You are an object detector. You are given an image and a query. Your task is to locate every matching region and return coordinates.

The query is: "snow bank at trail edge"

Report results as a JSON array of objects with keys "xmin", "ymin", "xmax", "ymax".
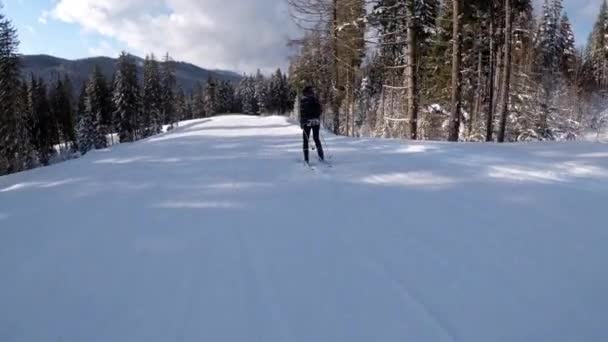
[{"xmin": 1, "ymin": 115, "xmax": 608, "ymax": 342}]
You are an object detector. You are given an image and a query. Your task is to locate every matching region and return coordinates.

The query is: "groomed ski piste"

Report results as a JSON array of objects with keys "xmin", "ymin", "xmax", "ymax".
[{"xmin": 1, "ymin": 115, "xmax": 607, "ymax": 342}]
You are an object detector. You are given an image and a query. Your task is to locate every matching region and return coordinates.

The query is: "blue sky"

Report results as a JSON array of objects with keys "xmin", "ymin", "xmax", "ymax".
[
  {"xmin": 559, "ymin": 0, "xmax": 605, "ymax": 44},
  {"xmin": 1, "ymin": 0, "xmax": 605, "ymax": 71},
  {"xmin": 2, "ymin": 0, "xmax": 128, "ymax": 59}
]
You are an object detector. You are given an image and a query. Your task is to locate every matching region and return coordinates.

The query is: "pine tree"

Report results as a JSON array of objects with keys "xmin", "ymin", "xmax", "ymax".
[
  {"xmin": 236, "ymin": 76, "xmax": 257, "ymax": 115},
  {"xmin": 267, "ymin": 69, "xmax": 287, "ymax": 114},
  {"xmin": 217, "ymin": 81, "xmax": 235, "ymax": 114},
  {"xmin": 278, "ymin": 70, "xmax": 291, "ymax": 114},
  {"xmin": 254, "ymin": 70, "xmax": 269, "ymax": 115},
  {"xmin": 497, "ymin": 0, "xmax": 514, "ymax": 142},
  {"xmin": 509, "ymin": 1, "xmax": 539, "ymax": 141},
  {"xmin": 582, "ymin": 0, "xmax": 608, "ymax": 132},
  {"xmin": 77, "ymin": 84, "xmax": 86, "ymax": 118},
  {"xmin": 161, "ymin": 53, "xmax": 177, "ymax": 128},
  {"xmin": 584, "ymin": 0, "xmax": 608, "ymax": 88},
  {"xmin": 559, "ymin": 14, "xmax": 576, "ymax": 81},
  {"xmin": 113, "ymin": 52, "xmax": 140, "ymax": 143},
  {"xmin": 50, "ymin": 77, "xmax": 76, "ymax": 151},
  {"xmin": 0, "ymin": 8, "xmax": 21, "ymax": 174},
  {"xmin": 534, "ymin": 0, "xmax": 564, "ymax": 139},
  {"xmin": 14, "ymin": 80, "xmax": 36, "ymax": 170},
  {"xmin": 192, "ymin": 82, "xmax": 206, "ymax": 118},
  {"xmin": 448, "ymin": 0, "xmax": 463, "ymax": 141},
  {"xmin": 31, "ymin": 77, "xmax": 58, "ymax": 165},
  {"xmin": 143, "ymin": 54, "xmax": 163, "ymax": 135},
  {"xmin": 205, "ymin": 76, "xmax": 218, "ymax": 116},
  {"xmin": 78, "ymin": 66, "xmax": 108, "ymax": 154},
  {"xmin": 174, "ymin": 86, "xmax": 188, "ymax": 121},
  {"xmin": 368, "ymin": 0, "xmax": 440, "ymax": 139},
  {"xmin": 233, "ymin": 79, "xmax": 244, "ymax": 113}
]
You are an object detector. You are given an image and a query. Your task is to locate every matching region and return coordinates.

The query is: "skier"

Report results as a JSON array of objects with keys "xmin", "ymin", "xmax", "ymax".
[{"xmin": 300, "ymin": 86, "xmax": 325, "ymax": 164}]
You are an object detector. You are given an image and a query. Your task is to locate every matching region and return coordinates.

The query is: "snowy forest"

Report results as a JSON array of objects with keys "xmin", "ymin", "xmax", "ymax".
[
  {"xmin": 4, "ymin": 0, "xmax": 608, "ymax": 176},
  {"xmin": 287, "ymin": 0, "xmax": 608, "ymax": 142},
  {"xmin": 0, "ymin": 8, "xmax": 293, "ymax": 176}
]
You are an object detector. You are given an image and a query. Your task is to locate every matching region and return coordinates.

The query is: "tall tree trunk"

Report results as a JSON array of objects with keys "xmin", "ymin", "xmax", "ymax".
[
  {"xmin": 345, "ymin": 68, "xmax": 351, "ymax": 136},
  {"xmin": 471, "ymin": 36, "xmax": 483, "ymax": 138},
  {"xmin": 332, "ymin": 0, "xmax": 341, "ymax": 135},
  {"xmin": 351, "ymin": 62, "xmax": 357, "ymax": 136},
  {"xmin": 493, "ymin": 11, "xmax": 504, "ymax": 117},
  {"xmin": 497, "ymin": 0, "xmax": 512, "ymax": 143},
  {"xmin": 448, "ymin": 0, "xmax": 462, "ymax": 142},
  {"xmin": 350, "ymin": 70, "xmax": 356, "ymax": 136},
  {"xmin": 405, "ymin": 0, "xmax": 418, "ymax": 140},
  {"xmin": 486, "ymin": 2, "xmax": 496, "ymax": 141}
]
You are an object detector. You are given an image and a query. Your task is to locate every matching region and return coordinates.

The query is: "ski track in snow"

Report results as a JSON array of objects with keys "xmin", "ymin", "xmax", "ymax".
[{"xmin": 1, "ymin": 115, "xmax": 608, "ymax": 342}]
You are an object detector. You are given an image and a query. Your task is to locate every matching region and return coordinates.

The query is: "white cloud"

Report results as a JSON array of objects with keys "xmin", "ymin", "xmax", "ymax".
[
  {"xmin": 38, "ymin": 10, "xmax": 49, "ymax": 24},
  {"xmin": 88, "ymin": 40, "xmax": 118, "ymax": 57},
  {"xmin": 49, "ymin": 0, "xmax": 297, "ymax": 73},
  {"xmin": 23, "ymin": 25, "xmax": 36, "ymax": 34}
]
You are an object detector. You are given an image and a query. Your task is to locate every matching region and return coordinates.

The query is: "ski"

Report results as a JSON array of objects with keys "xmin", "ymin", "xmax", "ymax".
[
  {"xmin": 319, "ymin": 160, "xmax": 333, "ymax": 168},
  {"xmin": 302, "ymin": 160, "xmax": 317, "ymax": 171}
]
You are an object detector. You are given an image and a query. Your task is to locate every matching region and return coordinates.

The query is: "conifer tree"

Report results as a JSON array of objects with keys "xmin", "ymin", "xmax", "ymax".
[
  {"xmin": 559, "ymin": 14, "xmax": 576, "ymax": 81},
  {"xmin": 582, "ymin": 0, "xmax": 608, "ymax": 132},
  {"xmin": 237, "ymin": 76, "xmax": 257, "ymax": 115},
  {"xmin": 216, "ymin": 81, "xmax": 234, "ymax": 114},
  {"xmin": 205, "ymin": 77, "xmax": 218, "ymax": 116},
  {"xmin": 78, "ymin": 66, "xmax": 108, "ymax": 153},
  {"xmin": 0, "ymin": 8, "xmax": 21, "ymax": 174},
  {"xmin": 113, "ymin": 52, "xmax": 140, "ymax": 142},
  {"xmin": 174, "ymin": 86, "xmax": 188, "ymax": 121},
  {"xmin": 14, "ymin": 80, "xmax": 36, "ymax": 170},
  {"xmin": 50, "ymin": 77, "xmax": 76, "ymax": 150},
  {"xmin": 31, "ymin": 77, "xmax": 57, "ymax": 164},
  {"xmin": 534, "ymin": 0, "xmax": 564, "ymax": 139},
  {"xmin": 143, "ymin": 54, "xmax": 163, "ymax": 135},
  {"xmin": 161, "ymin": 53, "xmax": 177, "ymax": 128},
  {"xmin": 254, "ymin": 70, "xmax": 269, "ymax": 114}
]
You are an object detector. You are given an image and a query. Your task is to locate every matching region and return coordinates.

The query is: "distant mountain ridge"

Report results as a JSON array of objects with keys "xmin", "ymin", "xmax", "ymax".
[{"xmin": 20, "ymin": 54, "xmax": 242, "ymax": 94}]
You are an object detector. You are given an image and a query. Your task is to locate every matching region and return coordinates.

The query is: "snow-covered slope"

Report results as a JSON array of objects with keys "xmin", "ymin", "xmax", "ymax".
[
  {"xmin": 584, "ymin": 129, "xmax": 608, "ymax": 143},
  {"xmin": 1, "ymin": 115, "xmax": 608, "ymax": 342}
]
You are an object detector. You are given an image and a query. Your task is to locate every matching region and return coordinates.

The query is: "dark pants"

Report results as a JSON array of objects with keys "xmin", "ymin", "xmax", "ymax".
[{"xmin": 303, "ymin": 124, "xmax": 324, "ymax": 162}]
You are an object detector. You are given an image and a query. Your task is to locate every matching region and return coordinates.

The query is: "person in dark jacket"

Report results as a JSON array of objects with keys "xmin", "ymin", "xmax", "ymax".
[{"xmin": 300, "ymin": 86, "xmax": 324, "ymax": 163}]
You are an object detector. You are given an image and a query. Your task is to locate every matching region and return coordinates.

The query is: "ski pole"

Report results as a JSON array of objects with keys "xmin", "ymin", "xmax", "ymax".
[
  {"xmin": 319, "ymin": 123, "xmax": 332, "ymax": 160},
  {"xmin": 302, "ymin": 126, "xmax": 315, "ymax": 151},
  {"xmin": 319, "ymin": 129, "xmax": 331, "ymax": 160}
]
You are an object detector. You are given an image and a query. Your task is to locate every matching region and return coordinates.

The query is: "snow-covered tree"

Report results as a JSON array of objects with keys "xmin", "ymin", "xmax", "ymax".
[
  {"xmin": 113, "ymin": 52, "xmax": 140, "ymax": 142},
  {"xmin": 254, "ymin": 70, "xmax": 269, "ymax": 114},
  {"xmin": 236, "ymin": 76, "xmax": 257, "ymax": 115},
  {"xmin": 205, "ymin": 77, "xmax": 218, "ymax": 116},
  {"xmin": 78, "ymin": 66, "xmax": 109, "ymax": 154},
  {"xmin": 50, "ymin": 77, "xmax": 76, "ymax": 151},
  {"xmin": 192, "ymin": 82, "xmax": 206, "ymax": 118},
  {"xmin": 559, "ymin": 14, "xmax": 577, "ymax": 81},
  {"xmin": 266, "ymin": 69, "xmax": 290, "ymax": 114},
  {"xmin": 174, "ymin": 86, "xmax": 190, "ymax": 121},
  {"xmin": 0, "ymin": 8, "xmax": 21, "ymax": 174},
  {"xmin": 161, "ymin": 53, "xmax": 177, "ymax": 128},
  {"xmin": 581, "ymin": 0, "xmax": 608, "ymax": 131},
  {"xmin": 534, "ymin": 0, "xmax": 564, "ymax": 139},
  {"xmin": 14, "ymin": 80, "xmax": 36, "ymax": 170},
  {"xmin": 217, "ymin": 81, "xmax": 235, "ymax": 114},
  {"xmin": 143, "ymin": 54, "xmax": 163, "ymax": 135},
  {"xmin": 31, "ymin": 77, "xmax": 59, "ymax": 165}
]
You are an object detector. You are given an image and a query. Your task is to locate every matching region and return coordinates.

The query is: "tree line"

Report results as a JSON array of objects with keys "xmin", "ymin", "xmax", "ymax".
[
  {"xmin": 288, "ymin": 0, "xmax": 608, "ymax": 142},
  {"xmin": 0, "ymin": 8, "xmax": 293, "ymax": 176}
]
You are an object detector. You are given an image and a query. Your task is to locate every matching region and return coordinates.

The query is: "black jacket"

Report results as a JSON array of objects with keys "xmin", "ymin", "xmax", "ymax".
[{"xmin": 300, "ymin": 94, "xmax": 322, "ymax": 126}]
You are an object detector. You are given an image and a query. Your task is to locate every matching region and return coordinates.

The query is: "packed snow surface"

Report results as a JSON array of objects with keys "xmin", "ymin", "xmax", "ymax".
[{"xmin": 1, "ymin": 115, "xmax": 607, "ymax": 342}]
